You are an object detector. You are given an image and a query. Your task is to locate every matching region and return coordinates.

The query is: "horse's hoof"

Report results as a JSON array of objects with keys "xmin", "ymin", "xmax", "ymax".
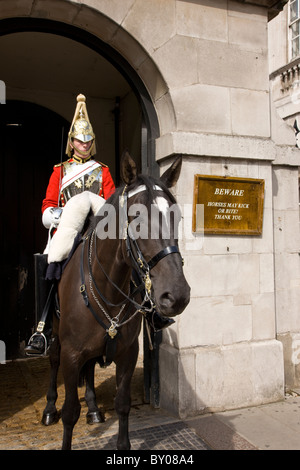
[
  {"xmin": 42, "ymin": 410, "xmax": 60, "ymax": 426},
  {"xmin": 86, "ymin": 410, "xmax": 105, "ymax": 425}
]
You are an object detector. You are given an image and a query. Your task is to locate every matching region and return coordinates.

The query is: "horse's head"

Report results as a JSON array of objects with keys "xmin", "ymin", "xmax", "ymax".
[{"xmin": 120, "ymin": 151, "xmax": 190, "ymax": 318}]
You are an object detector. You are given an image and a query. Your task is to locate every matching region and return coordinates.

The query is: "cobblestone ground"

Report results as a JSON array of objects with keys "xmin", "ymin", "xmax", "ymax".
[
  {"xmin": 0, "ymin": 356, "xmax": 145, "ymax": 450},
  {"xmin": 0, "ymin": 356, "xmax": 210, "ymax": 451}
]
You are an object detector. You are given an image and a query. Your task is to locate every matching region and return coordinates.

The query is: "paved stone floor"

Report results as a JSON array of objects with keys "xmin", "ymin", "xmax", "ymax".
[
  {"xmin": 73, "ymin": 421, "xmax": 209, "ymax": 451},
  {"xmin": 0, "ymin": 356, "xmax": 208, "ymax": 451}
]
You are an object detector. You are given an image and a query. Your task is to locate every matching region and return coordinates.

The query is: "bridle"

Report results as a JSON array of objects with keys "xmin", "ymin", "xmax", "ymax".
[
  {"xmin": 125, "ymin": 222, "xmax": 180, "ymax": 296},
  {"xmin": 79, "ymin": 184, "xmax": 182, "ymax": 362},
  {"xmin": 123, "ymin": 183, "xmax": 181, "ymax": 289}
]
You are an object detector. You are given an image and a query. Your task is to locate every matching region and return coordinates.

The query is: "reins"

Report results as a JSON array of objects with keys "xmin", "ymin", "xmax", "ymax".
[
  {"xmin": 89, "ymin": 230, "xmax": 146, "ymax": 310},
  {"xmin": 80, "ymin": 232, "xmax": 149, "ymax": 336}
]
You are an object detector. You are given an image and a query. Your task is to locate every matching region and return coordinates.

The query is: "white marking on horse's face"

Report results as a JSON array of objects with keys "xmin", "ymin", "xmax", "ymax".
[{"xmin": 155, "ymin": 196, "xmax": 169, "ymax": 217}]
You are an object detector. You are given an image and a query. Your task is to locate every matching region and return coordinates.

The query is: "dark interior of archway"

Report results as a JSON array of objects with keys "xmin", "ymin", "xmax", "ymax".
[
  {"xmin": 0, "ymin": 100, "xmax": 69, "ymax": 358},
  {"xmin": 0, "ymin": 17, "xmax": 160, "ymax": 179},
  {"xmin": 0, "ymin": 16, "xmax": 161, "ymax": 360}
]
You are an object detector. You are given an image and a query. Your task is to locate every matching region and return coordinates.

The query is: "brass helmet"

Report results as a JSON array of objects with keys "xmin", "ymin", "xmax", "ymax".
[{"xmin": 66, "ymin": 94, "xmax": 96, "ymax": 158}]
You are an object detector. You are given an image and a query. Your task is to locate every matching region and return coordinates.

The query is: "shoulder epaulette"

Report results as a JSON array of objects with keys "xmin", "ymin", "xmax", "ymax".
[{"xmin": 54, "ymin": 160, "xmax": 68, "ymax": 168}]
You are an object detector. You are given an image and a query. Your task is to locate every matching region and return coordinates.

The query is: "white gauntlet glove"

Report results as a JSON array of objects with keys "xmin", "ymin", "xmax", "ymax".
[{"xmin": 42, "ymin": 207, "xmax": 63, "ymax": 229}]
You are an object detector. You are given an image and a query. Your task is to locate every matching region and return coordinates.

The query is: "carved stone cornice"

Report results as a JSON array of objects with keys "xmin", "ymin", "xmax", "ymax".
[
  {"xmin": 235, "ymin": 0, "xmax": 288, "ymax": 20},
  {"xmin": 270, "ymin": 58, "xmax": 300, "ymax": 94}
]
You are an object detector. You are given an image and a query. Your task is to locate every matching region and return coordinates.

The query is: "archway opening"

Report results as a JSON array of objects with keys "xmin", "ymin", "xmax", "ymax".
[
  {"xmin": 0, "ymin": 17, "xmax": 160, "ymax": 359},
  {"xmin": 0, "ymin": 100, "xmax": 69, "ymax": 357}
]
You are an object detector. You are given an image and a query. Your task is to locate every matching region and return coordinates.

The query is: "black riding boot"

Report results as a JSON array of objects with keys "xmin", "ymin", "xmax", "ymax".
[{"xmin": 25, "ymin": 254, "xmax": 54, "ymax": 356}]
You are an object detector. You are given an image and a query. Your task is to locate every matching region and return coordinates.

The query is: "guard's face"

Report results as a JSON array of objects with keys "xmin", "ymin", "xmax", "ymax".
[{"xmin": 71, "ymin": 138, "xmax": 93, "ymax": 155}]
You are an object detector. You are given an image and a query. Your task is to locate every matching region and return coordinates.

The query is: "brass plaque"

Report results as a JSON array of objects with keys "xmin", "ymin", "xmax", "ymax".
[{"xmin": 193, "ymin": 175, "xmax": 264, "ymax": 235}]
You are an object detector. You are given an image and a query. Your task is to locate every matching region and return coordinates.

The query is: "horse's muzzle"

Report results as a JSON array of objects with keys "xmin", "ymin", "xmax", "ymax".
[{"xmin": 156, "ymin": 282, "xmax": 190, "ymax": 317}]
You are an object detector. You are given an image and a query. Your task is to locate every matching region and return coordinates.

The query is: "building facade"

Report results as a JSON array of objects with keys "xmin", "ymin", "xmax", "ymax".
[
  {"xmin": 269, "ymin": 0, "xmax": 300, "ymax": 395},
  {"xmin": 1, "ymin": 0, "xmax": 299, "ymax": 418}
]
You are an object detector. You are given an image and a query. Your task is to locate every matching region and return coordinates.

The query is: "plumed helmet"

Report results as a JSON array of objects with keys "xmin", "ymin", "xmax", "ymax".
[{"xmin": 66, "ymin": 94, "xmax": 96, "ymax": 158}]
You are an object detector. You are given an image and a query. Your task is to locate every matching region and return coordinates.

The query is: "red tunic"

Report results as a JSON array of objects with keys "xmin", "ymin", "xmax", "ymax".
[{"xmin": 42, "ymin": 159, "xmax": 115, "ymax": 213}]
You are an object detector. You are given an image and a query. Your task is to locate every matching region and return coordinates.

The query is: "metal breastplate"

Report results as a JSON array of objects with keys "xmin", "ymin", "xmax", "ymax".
[{"xmin": 60, "ymin": 160, "xmax": 103, "ymax": 205}]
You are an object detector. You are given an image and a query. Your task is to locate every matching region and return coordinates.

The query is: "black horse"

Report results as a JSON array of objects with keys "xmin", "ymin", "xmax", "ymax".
[{"xmin": 42, "ymin": 152, "xmax": 190, "ymax": 450}]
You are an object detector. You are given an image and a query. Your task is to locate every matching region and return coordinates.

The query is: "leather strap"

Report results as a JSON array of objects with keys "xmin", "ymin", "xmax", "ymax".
[
  {"xmin": 147, "ymin": 245, "xmax": 180, "ymax": 270},
  {"xmin": 79, "ymin": 236, "xmax": 116, "ymax": 367}
]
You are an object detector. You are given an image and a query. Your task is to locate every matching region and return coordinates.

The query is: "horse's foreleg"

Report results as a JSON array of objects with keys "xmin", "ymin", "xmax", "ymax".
[
  {"xmin": 42, "ymin": 334, "xmax": 60, "ymax": 425},
  {"xmin": 115, "ymin": 340, "xmax": 139, "ymax": 450},
  {"xmin": 61, "ymin": 352, "xmax": 81, "ymax": 450},
  {"xmin": 84, "ymin": 358, "xmax": 105, "ymax": 424}
]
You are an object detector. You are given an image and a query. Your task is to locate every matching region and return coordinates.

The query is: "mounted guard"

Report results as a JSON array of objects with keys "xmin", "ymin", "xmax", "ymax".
[
  {"xmin": 25, "ymin": 94, "xmax": 173, "ymax": 357},
  {"xmin": 25, "ymin": 94, "xmax": 115, "ymax": 355}
]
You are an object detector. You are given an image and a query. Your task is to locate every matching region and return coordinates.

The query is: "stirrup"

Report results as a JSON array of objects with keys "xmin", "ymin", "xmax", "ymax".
[{"xmin": 25, "ymin": 332, "xmax": 48, "ymax": 357}]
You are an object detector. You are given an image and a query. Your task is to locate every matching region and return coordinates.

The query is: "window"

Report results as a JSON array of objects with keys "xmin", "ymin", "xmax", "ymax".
[{"xmin": 290, "ymin": 0, "xmax": 300, "ymax": 59}]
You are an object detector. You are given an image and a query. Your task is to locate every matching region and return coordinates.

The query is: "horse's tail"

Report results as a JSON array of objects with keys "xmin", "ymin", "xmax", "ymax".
[
  {"xmin": 78, "ymin": 356, "xmax": 106, "ymax": 387},
  {"xmin": 78, "ymin": 362, "xmax": 87, "ymax": 388}
]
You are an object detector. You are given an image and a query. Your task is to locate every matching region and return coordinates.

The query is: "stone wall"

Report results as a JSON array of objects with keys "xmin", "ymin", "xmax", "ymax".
[
  {"xmin": 268, "ymin": 4, "xmax": 300, "ymax": 390},
  {"xmin": 159, "ymin": 153, "xmax": 285, "ymax": 416}
]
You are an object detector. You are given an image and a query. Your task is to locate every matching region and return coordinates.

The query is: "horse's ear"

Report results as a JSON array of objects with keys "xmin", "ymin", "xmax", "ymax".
[
  {"xmin": 120, "ymin": 150, "xmax": 137, "ymax": 185},
  {"xmin": 160, "ymin": 155, "xmax": 182, "ymax": 188}
]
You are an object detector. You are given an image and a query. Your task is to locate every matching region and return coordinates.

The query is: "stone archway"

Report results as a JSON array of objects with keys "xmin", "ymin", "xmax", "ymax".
[{"xmin": 0, "ymin": 0, "xmax": 177, "ymax": 176}]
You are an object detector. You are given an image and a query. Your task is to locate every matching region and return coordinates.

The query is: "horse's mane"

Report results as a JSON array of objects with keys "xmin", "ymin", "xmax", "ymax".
[{"xmin": 88, "ymin": 174, "xmax": 176, "ymax": 232}]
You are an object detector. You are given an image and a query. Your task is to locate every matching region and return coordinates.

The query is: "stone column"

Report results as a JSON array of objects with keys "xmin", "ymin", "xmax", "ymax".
[
  {"xmin": 272, "ymin": 153, "xmax": 300, "ymax": 389},
  {"xmin": 157, "ymin": 149, "xmax": 285, "ymax": 417},
  {"xmin": 154, "ymin": 1, "xmax": 289, "ymax": 417}
]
